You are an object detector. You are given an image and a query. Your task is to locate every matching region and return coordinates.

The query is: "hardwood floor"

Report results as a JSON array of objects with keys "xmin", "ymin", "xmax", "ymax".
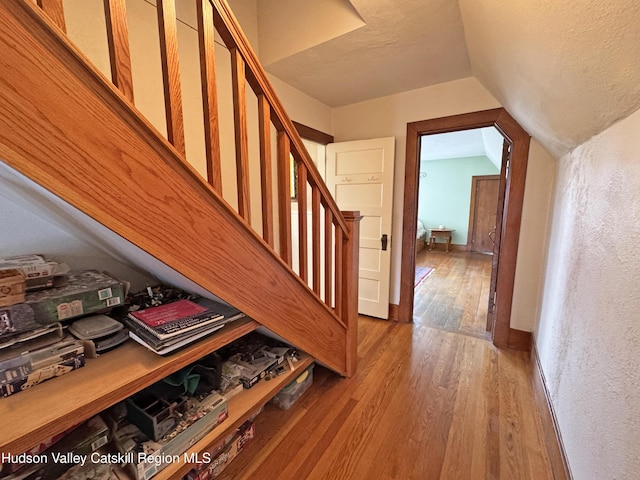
[
  {"xmin": 414, "ymin": 249, "xmax": 493, "ymax": 340},
  {"xmin": 219, "ymin": 253, "xmax": 559, "ymax": 480}
]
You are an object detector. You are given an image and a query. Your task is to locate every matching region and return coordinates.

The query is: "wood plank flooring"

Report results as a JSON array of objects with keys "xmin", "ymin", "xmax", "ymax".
[
  {"xmin": 219, "ymin": 252, "xmax": 558, "ymax": 480},
  {"xmin": 414, "ymin": 249, "xmax": 493, "ymax": 340}
]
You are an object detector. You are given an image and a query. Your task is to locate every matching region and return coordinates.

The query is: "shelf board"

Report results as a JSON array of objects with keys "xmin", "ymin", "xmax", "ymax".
[
  {"xmin": 153, "ymin": 353, "xmax": 314, "ymax": 480},
  {"xmin": 0, "ymin": 317, "xmax": 260, "ymax": 455}
]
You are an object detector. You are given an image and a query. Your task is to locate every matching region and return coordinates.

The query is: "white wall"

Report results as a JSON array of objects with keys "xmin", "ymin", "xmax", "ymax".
[
  {"xmin": 511, "ymin": 141, "xmax": 556, "ymax": 330},
  {"xmin": 229, "ymin": 1, "xmax": 334, "ymax": 135},
  {"xmin": 268, "ymin": 74, "xmax": 333, "ymax": 135},
  {"xmin": 0, "ymin": 166, "xmax": 155, "ymax": 292},
  {"xmin": 535, "ymin": 107, "xmax": 640, "ymax": 480},
  {"xmin": 257, "ymin": 0, "xmax": 364, "ymax": 67}
]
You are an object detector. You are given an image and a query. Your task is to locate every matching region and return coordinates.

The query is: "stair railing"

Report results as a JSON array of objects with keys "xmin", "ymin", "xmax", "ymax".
[{"xmin": 28, "ymin": 0, "xmax": 360, "ymax": 374}]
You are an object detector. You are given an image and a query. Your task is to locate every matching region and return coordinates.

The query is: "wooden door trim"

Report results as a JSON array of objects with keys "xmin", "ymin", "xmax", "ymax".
[
  {"xmin": 398, "ymin": 108, "xmax": 530, "ymax": 349},
  {"xmin": 467, "ymin": 174, "xmax": 500, "ymax": 251},
  {"xmin": 486, "ymin": 142, "xmax": 509, "ymax": 332},
  {"xmin": 293, "ymin": 121, "xmax": 334, "ymax": 145}
]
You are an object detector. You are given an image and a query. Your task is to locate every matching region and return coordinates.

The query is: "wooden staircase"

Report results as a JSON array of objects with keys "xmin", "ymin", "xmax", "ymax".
[{"xmin": 0, "ymin": 0, "xmax": 360, "ymax": 376}]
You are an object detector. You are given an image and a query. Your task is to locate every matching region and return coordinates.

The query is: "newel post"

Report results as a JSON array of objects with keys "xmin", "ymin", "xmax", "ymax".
[{"xmin": 341, "ymin": 210, "xmax": 362, "ymax": 377}]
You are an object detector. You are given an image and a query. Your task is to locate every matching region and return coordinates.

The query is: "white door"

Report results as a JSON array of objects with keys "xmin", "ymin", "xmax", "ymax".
[{"xmin": 326, "ymin": 137, "xmax": 395, "ymax": 319}]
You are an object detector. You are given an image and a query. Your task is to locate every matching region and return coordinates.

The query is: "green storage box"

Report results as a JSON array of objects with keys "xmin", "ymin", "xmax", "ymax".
[{"xmin": 27, "ymin": 270, "xmax": 126, "ymax": 322}]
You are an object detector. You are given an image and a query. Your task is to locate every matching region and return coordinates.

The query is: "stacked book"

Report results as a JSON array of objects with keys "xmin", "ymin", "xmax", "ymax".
[
  {"xmin": 0, "ymin": 253, "xmax": 70, "ymax": 292},
  {"xmin": 125, "ymin": 297, "xmax": 246, "ymax": 355}
]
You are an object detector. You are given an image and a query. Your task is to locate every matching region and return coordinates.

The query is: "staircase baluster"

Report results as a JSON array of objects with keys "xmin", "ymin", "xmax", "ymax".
[
  {"xmin": 37, "ymin": 0, "xmax": 65, "ymax": 32},
  {"xmin": 103, "ymin": 0, "xmax": 134, "ymax": 103},
  {"xmin": 277, "ymin": 132, "xmax": 292, "ymax": 265},
  {"xmin": 197, "ymin": 0, "xmax": 222, "ymax": 192},
  {"xmin": 157, "ymin": 0, "xmax": 185, "ymax": 156},
  {"xmin": 258, "ymin": 94, "xmax": 274, "ymax": 246},
  {"xmin": 334, "ymin": 227, "xmax": 344, "ymax": 316},
  {"xmin": 230, "ymin": 47, "xmax": 251, "ymax": 221},
  {"xmin": 297, "ymin": 159, "xmax": 308, "ymax": 282},
  {"xmin": 325, "ymin": 208, "xmax": 334, "ymax": 308},
  {"xmin": 312, "ymin": 186, "xmax": 321, "ymax": 295}
]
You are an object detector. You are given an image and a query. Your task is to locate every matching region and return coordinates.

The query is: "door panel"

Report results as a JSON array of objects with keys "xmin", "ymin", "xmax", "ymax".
[
  {"xmin": 470, "ymin": 175, "xmax": 500, "ymax": 254},
  {"xmin": 335, "ymin": 183, "xmax": 384, "ymax": 206},
  {"xmin": 326, "ymin": 137, "xmax": 395, "ymax": 319},
  {"xmin": 335, "ymin": 149, "xmax": 385, "ymax": 173}
]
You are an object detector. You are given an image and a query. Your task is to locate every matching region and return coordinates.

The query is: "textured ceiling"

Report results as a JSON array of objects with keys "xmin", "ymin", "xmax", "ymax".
[
  {"xmin": 256, "ymin": 0, "xmax": 640, "ymax": 158},
  {"xmin": 458, "ymin": 0, "xmax": 640, "ymax": 157},
  {"xmin": 260, "ymin": 0, "xmax": 471, "ymax": 108}
]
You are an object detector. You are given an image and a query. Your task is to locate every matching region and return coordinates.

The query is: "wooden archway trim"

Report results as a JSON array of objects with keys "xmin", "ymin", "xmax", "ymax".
[{"xmin": 398, "ymin": 108, "xmax": 530, "ymax": 349}]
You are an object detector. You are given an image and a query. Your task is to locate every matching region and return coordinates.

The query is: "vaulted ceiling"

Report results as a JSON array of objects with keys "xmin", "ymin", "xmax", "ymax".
[{"xmin": 255, "ymin": 0, "xmax": 640, "ymax": 158}]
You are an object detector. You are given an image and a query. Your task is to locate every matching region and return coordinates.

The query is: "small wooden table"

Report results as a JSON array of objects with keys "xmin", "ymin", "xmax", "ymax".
[{"xmin": 429, "ymin": 228, "xmax": 455, "ymax": 252}]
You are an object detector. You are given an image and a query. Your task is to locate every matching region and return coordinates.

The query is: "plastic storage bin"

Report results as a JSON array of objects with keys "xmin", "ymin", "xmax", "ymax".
[{"xmin": 270, "ymin": 363, "xmax": 314, "ymax": 410}]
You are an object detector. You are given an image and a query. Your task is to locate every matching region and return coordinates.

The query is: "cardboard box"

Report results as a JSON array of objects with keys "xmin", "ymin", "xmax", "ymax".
[
  {"xmin": 186, "ymin": 421, "xmax": 255, "ymax": 479},
  {"xmin": 112, "ymin": 392, "xmax": 229, "ymax": 480},
  {"xmin": 1, "ymin": 354, "xmax": 86, "ymax": 398},
  {"xmin": 0, "ymin": 303, "xmax": 40, "ymax": 337},
  {"xmin": 0, "ymin": 269, "xmax": 25, "ymax": 308},
  {"xmin": 0, "ymin": 271, "xmax": 126, "ymax": 339},
  {"xmin": 25, "ymin": 270, "xmax": 126, "ymax": 323},
  {"xmin": 0, "ymin": 254, "xmax": 70, "ymax": 280},
  {"xmin": 5, "ymin": 415, "xmax": 109, "ymax": 480},
  {"xmin": 0, "ymin": 423, "xmax": 79, "ymax": 474}
]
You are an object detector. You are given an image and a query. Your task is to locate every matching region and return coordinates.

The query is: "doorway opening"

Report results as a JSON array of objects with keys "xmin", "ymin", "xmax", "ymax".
[
  {"xmin": 399, "ymin": 108, "xmax": 531, "ymax": 350},
  {"xmin": 417, "ymin": 127, "xmax": 503, "ymax": 254},
  {"xmin": 413, "ymin": 127, "xmax": 503, "ymax": 338}
]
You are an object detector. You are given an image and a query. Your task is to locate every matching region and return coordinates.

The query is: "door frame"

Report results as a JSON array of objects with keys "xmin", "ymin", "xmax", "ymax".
[
  {"xmin": 467, "ymin": 174, "xmax": 501, "ymax": 252},
  {"xmin": 398, "ymin": 108, "xmax": 530, "ymax": 349}
]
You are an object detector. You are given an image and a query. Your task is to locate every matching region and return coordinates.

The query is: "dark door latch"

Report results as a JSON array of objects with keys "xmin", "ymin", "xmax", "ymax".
[{"xmin": 381, "ymin": 234, "xmax": 388, "ymax": 251}]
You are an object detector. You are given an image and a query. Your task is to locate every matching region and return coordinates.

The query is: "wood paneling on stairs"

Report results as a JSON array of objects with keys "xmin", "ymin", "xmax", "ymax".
[{"xmin": 0, "ymin": 0, "xmax": 357, "ymax": 375}]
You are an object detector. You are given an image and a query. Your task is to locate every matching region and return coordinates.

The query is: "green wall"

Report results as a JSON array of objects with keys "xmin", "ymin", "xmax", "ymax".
[{"xmin": 418, "ymin": 156, "xmax": 499, "ymax": 246}]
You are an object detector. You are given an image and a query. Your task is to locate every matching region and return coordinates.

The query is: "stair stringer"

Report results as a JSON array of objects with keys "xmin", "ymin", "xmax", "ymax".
[{"xmin": 0, "ymin": 1, "xmax": 349, "ymax": 375}]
